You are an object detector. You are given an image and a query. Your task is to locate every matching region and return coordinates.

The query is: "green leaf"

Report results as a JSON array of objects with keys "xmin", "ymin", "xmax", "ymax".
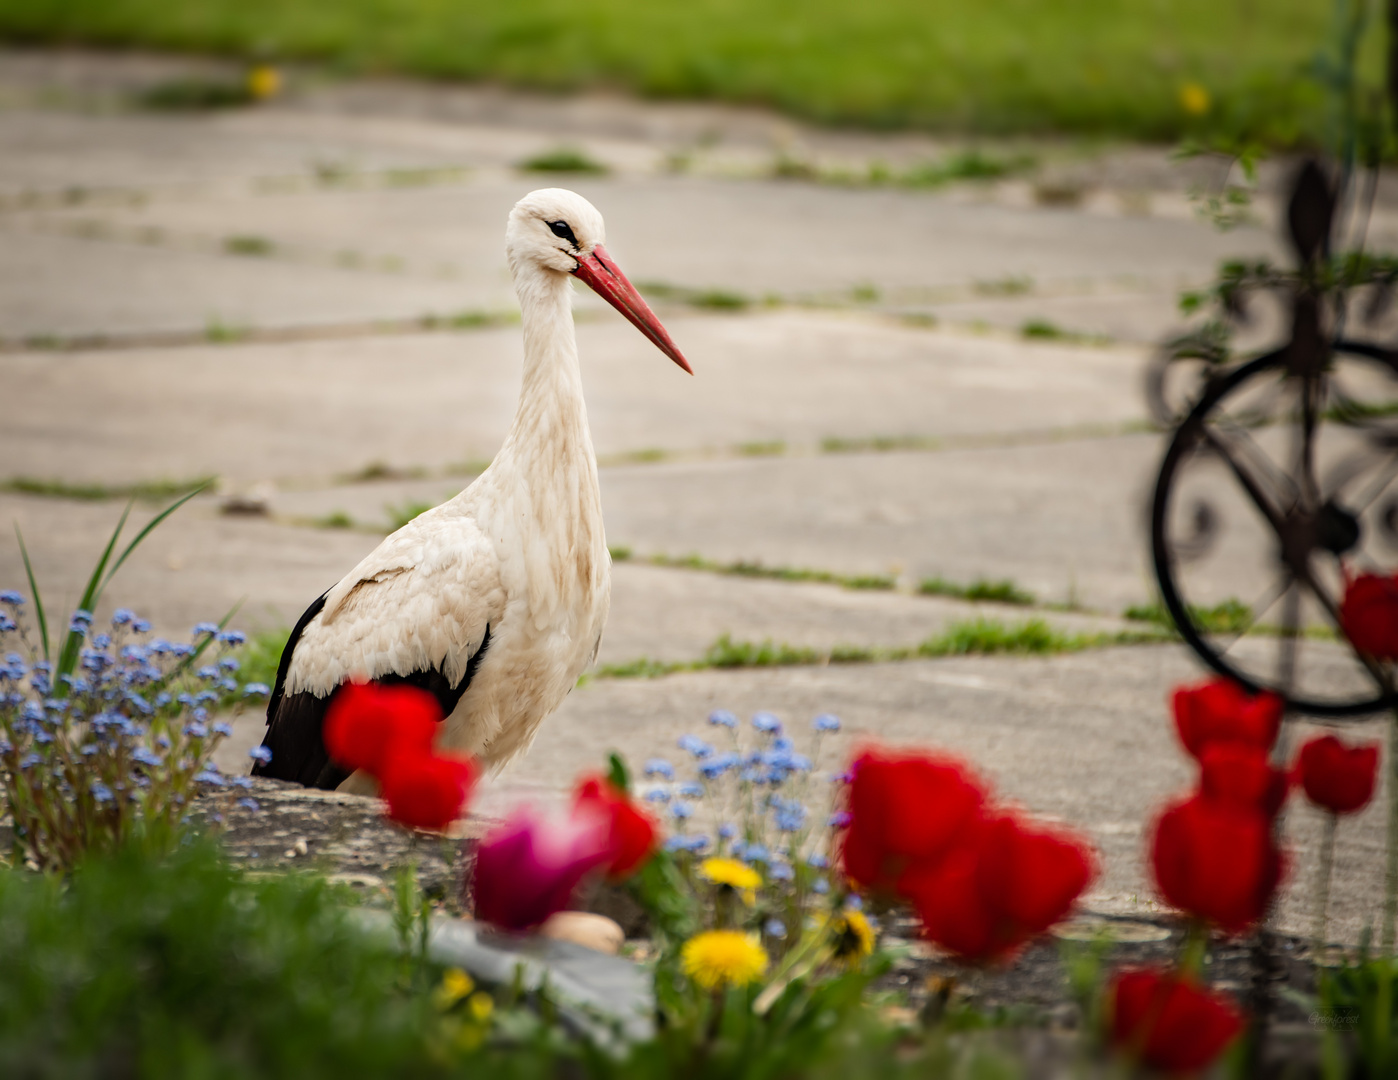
[
  {"xmin": 54, "ymin": 501, "xmax": 132, "ymax": 689},
  {"xmin": 99, "ymin": 483, "xmax": 208, "ymax": 595},
  {"xmin": 14, "ymin": 525, "xmax": 50, "ymax": 663},
  {"xmin": 606, "ymin": 751, "xmax": 631, "ymax": 794}
]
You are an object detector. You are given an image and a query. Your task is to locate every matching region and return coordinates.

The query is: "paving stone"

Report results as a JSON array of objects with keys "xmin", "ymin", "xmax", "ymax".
[
  {"xmin": 0, "ymin": 225, "xmax": 470, "ymax": 339},
  {"xmin": 0, "ymin": 313, "xmax": 1147, "ymax": 485},
  {"xmin": 12, "ymin": 171, "xmax": 1280, "ymax": 322}
]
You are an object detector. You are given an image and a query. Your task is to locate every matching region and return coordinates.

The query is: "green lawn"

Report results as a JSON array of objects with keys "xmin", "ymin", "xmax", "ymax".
[{"xmin": 0, "ymin": 0, "xmax": 1378, "ymax": 143}]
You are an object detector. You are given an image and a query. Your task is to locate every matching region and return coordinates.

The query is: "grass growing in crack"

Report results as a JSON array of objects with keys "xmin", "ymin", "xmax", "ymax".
[
  {"xmin": 1020, "ymin": 319, "xmax": 1112, "ymax": 346},
  {"xmin": 915, "ymin": 617, "xmax": 1086, "ymax": 657},
  {"xmin": 224, "ymin": 235, "xmax": 275, "ymax": 257},
  {"xmin": 736, "ymin": 440, "xmax": 787, "ymax": 457},
  {"xmin": 647, "ymin": 552, "xmax": 897, "ymax": 591},
  {"xmin": 1, "ymin": 476, "xmax": 217, "ymax": 503},
  {"xmin": 1123, "ymin": 597, "xmax": 1252, "ymax": 635},
  {"xmin": 204, "ymin": 319, "xmax": 248, "ymax": 344},
  {"xmin": 315, "ymin": 510, "xmax": 355, "ymax": 529},
  {"xmin": 634, "ymin": 281, "xmax": 751, "ymax": 311},
  {"xmin": 385, "ymin": 500, "xmax": 436, "ymax": 531},
  {"xmin": 592, "ymin": 619, "xmax": 1170, "ymax": 680},
  {"xmin": 820, "ymin": 434, "xmax": 938, "ymax": 454},
  {"xmin": 608, "ymin": 545, "xmax": 634, "ymax": 562},
  {"xmin": 518, "ymin": 147, "xmax": 608, "ymax": 174},
  {"xmin": 919, "ymin": 576, "xmax": 1036, "ymax": 606}
]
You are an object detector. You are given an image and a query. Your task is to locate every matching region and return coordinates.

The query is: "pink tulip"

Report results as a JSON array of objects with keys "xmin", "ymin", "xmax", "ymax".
[{"xmin": 471, "ymin": 804, "xmax": 612, "ymax": 931}]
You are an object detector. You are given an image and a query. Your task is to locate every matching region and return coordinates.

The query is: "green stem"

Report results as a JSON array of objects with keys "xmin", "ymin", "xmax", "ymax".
[
  {"xmin": 1315, "ymin": 813, "xmax": 1337, "ymax": 963},
  {"xmin": 1177, "ymin": 920, "xmax": 1209, "ymax": 978},
  {"xmin": 1385, "ymin": 701, "xmax": 1398, "ymax": 955}
]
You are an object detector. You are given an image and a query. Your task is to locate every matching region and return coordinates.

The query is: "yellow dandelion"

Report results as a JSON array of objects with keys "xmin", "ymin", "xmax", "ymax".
[
  {"xmin": 433, "ymin": 968, "xmax": 474, "ymax": 1009},
  {"xmin": 681, "ymin": 930, "xmax": 769, "ymax": 990},
  {"xmin": 830, "ymin": 909, "xmax": 875, "ymax": 964},
  {"xmin": 1179, "ymin": 82, "xmax": 1210, "ymax": 116},
  {"xmin": 699, "ymin": 857, "xmax": 761, "ymax": 891},
  {"xmin": 247, "ymin": 64, "xmax": 282, "ymax": 101},
  {"xmin": 467, "ymin": 991, "xmax": 494, "ymax": 1023}
]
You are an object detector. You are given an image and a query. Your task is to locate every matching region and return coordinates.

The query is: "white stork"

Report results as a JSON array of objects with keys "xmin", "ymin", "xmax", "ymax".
[{"xmin": 252, "ymin": 189, "xmax": 691, "ymax": 790}]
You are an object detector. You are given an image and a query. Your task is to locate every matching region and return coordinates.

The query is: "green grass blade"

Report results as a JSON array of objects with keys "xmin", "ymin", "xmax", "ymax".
[
  {"xmin": 54, "ymin": 501, "xmax": 132, "ymax": 687},
  {"xmin": 14, "ymin": 525, "xmax": 50, "ymax": 663},
  {"xmin": 99, "ymin": 483, "xmax": 208, "ymax": 595}
]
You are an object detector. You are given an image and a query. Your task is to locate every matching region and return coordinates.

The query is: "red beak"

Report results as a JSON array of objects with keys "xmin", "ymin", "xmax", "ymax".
[{"xmin": 572, "ymin": 245, "xmax": 692, "ymax": 374}]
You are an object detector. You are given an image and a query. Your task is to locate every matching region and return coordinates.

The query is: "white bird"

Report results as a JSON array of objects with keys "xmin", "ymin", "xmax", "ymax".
[{"xmin": 252, "ymin": 189, "xmax": 691, "ymax": 790}]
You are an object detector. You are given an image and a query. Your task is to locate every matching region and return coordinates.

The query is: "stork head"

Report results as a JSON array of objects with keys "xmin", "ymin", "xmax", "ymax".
[{"xmin": 507, "ymin": 188, "xmax": 691, "ymax": 374}]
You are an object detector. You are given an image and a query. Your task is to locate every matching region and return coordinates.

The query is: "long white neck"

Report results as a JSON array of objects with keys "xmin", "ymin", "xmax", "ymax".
[{"xmin": 502, "ymin": 265, "xmax": 589, "ymax": 460}]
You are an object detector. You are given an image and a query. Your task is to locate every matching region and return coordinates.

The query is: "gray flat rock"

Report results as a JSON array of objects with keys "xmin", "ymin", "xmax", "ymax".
[{"xmin": 0, "ymin": 313, "xmax": 1148, "ymax": 486}]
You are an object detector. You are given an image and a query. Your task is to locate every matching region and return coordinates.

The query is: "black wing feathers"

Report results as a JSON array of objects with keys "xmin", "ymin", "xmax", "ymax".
[{"xmin": 251, "ymin": 595, "xmax": 492, "ymax": 791}]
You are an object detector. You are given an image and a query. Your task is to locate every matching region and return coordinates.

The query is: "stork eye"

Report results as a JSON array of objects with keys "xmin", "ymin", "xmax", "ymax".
[{"xmin": 547, "ymin": 220, "xmax": 578, "ymax": 246}]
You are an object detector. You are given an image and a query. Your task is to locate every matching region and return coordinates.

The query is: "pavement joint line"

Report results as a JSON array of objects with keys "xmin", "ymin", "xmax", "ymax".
[{"xmin": 0, "ymin": 417, "xmax": 1159, "ymax": 508}]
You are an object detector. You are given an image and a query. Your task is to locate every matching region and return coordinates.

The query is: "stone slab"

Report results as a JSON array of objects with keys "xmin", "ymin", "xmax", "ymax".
[
  {"xmin": 17, "ymin": 172, "xmax": 1280, "ymax": 316},
  {"xmin": 0, "ymin": 490, "xmax": 1129, "ymax": 664},
  {"xmin": 0, "ymin": 225, "xmax": 471, "ymax": 339},
  {"xmin": 0, "ymin": 313, "xmax": 1148, "ymax": 485}
]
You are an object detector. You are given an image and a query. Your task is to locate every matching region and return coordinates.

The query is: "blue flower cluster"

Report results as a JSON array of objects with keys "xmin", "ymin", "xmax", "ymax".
[
  {"xmin": 645, "ymin": 710, "xmax": 846, "ymax": 913},
  {"xmin": 0, "ymin": 599, "xmax": 270, "ymax": 869}
]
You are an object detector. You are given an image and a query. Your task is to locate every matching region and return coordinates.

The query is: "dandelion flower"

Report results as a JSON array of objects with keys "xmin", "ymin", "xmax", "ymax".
[
  {"xmin": 247, "ymin": 65, "xmax": 282, "ymax": 101},
  {"xmin": 681, "ymin": 930, "xmax": 769, "ymax": 990},
  {"xmin": 433, "ymin": 968, "xmax": 474, "ymax": 1009},
  {"xmin": 467, "ymin": 991, "xmax": 494, "ymax": 1022},
  {"xmin": 700, "ymin": 857, "xmax": 761, "ymax": 891},
  {"xmin": 831, "ymin": 910, "xmax": 876, "ymax": 964},
  {"xmin": 1179, "ymin": 82, "xmax": 1210, "ymax": 116}
]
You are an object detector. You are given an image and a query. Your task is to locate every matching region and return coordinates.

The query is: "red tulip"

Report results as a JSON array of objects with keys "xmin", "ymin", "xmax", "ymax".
[
  {"xmin": 379, "ymin": 752, "xmax": 477, "ymax": 831},
  {"xmin": 471, "ymin": 805, "xmax": 611, "ymax": 931},
  {"xmin": 1340, "ymin": 572, "xmax": 1398, "ymax": 661},
  {"xmin": 840, "ymin": 748, "xmax": 987, "ymax": 891},
  {"xmin": 1199, "ymin": 743, "xmax": 1289, "ymax": 818},
  {"xmin": 574, "ymin": 774, "xmax": 658, "ymax": 879},
  {"xmin": 1151, "ymin": 794, "xmax": 1282, "ymax": 934},
  {"xmin": 324, "ymin": 682, "xmax": 440, "ymax": 775},
  {"xmin": 1296, "ymin": 734, "xmax": 1380, "ymax": 815},
  {"xmin": 902, "ymin": 812, "xmax": 1095, "ymax": 963},
  {"xmin": 1108, "ymin": 967, "xmax": 1243, "ymax": 1072},
  {"xmin": 1172, "ymin": 678, "xmax": 1283, "ymax": 760}
]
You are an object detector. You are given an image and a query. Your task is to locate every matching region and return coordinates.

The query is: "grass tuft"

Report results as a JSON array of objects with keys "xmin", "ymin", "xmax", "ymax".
[
  {"xmin": 224, "ymin": 235, "xmax": 275, "ymax": 257},
  {"xmin": 1, "ymin": 476, "xmax": 216, "ymax": 503},
  {"xmin": 384, "ymin": 500, "xmax": 435, "ymax": 531},
  {"xmin": 518, "ymin": 147, "xmax": 609, "ymax": 174},
  {"xmin": 919, "ymin": 576, "xmax": 1037, "ymax": 605}
]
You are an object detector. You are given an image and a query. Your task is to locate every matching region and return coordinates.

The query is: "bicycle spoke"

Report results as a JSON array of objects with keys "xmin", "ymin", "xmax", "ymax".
[
  {"xmin": 1199, "ymin": 427, "xmax": 1288, "ymax": 535},
  {"xmin": 1213, "ymin": 416, "xmax": 1300, "ymax": 507},
  {"xmin": 1214, "ymin": 572, "xmax": 1295, "ymax": 658}
]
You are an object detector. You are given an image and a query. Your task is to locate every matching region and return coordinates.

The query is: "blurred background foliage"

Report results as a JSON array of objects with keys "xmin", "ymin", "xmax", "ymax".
[{"xmin": 0, "ymin": 0, "xmax": 1383, "ymax": 146}]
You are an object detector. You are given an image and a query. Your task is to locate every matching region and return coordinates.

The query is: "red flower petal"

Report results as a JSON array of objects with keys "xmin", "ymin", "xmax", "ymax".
[
  {"xmin": 1172, "ymin": 678, "xmax": 1283, "ymax": 761},
  {"xmin": 1151, "ymin": 795, "xmax": 1281, "ymax": 934},
  {"xmin": 379, "ymin": 752, "xmax": 476, "ymax": 831},
  {"xmin": 1109, "ymin": 967, "xmax": 1243, "ymax": 1071},
  {"xmin": 1199, "ymin": 743, "xmax": 1290, "ymax": 817},
  {"xmin": 1297, "ymin": 734, "xmax": 1380, "ymax": 815},
  {"xmin": 573, "ymin": 774, "xmax": 658, "ymax": 879},
  {"xmin": 842, "ymin": 747, "xmax": 986, "ymax": 891},
  {"xmin": 323, "ymin": 682, "xmax": 440, "ymax": 776},
  {"xmin": 902, "ymin": 843, "xmax": 1003, "ymax": 962},
  {"xmin": 1340, "ymin": 573, "xmax": 1398, "ymax": 661},
  {"xmin": 977, "ymin": 813, "xmax": 1096, "ymax": 935},
  {"xmin": 472, "ymin": 806, "xmax": 610, "ymax": 931}
]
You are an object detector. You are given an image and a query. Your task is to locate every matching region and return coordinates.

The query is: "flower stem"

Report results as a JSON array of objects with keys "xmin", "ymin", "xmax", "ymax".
[
  {"xmin": 1385, "ymin": 701, "xmax": 1398, "ymax": 955},
  {"xmin": 1314, "ymin": 812, "xmax": 1337, "ymax": 963}
]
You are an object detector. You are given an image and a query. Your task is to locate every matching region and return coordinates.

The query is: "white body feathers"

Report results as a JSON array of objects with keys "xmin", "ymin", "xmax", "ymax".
[{"xmin": 284, "ymin": 191, "xmax": 613, "ymax": 771}]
